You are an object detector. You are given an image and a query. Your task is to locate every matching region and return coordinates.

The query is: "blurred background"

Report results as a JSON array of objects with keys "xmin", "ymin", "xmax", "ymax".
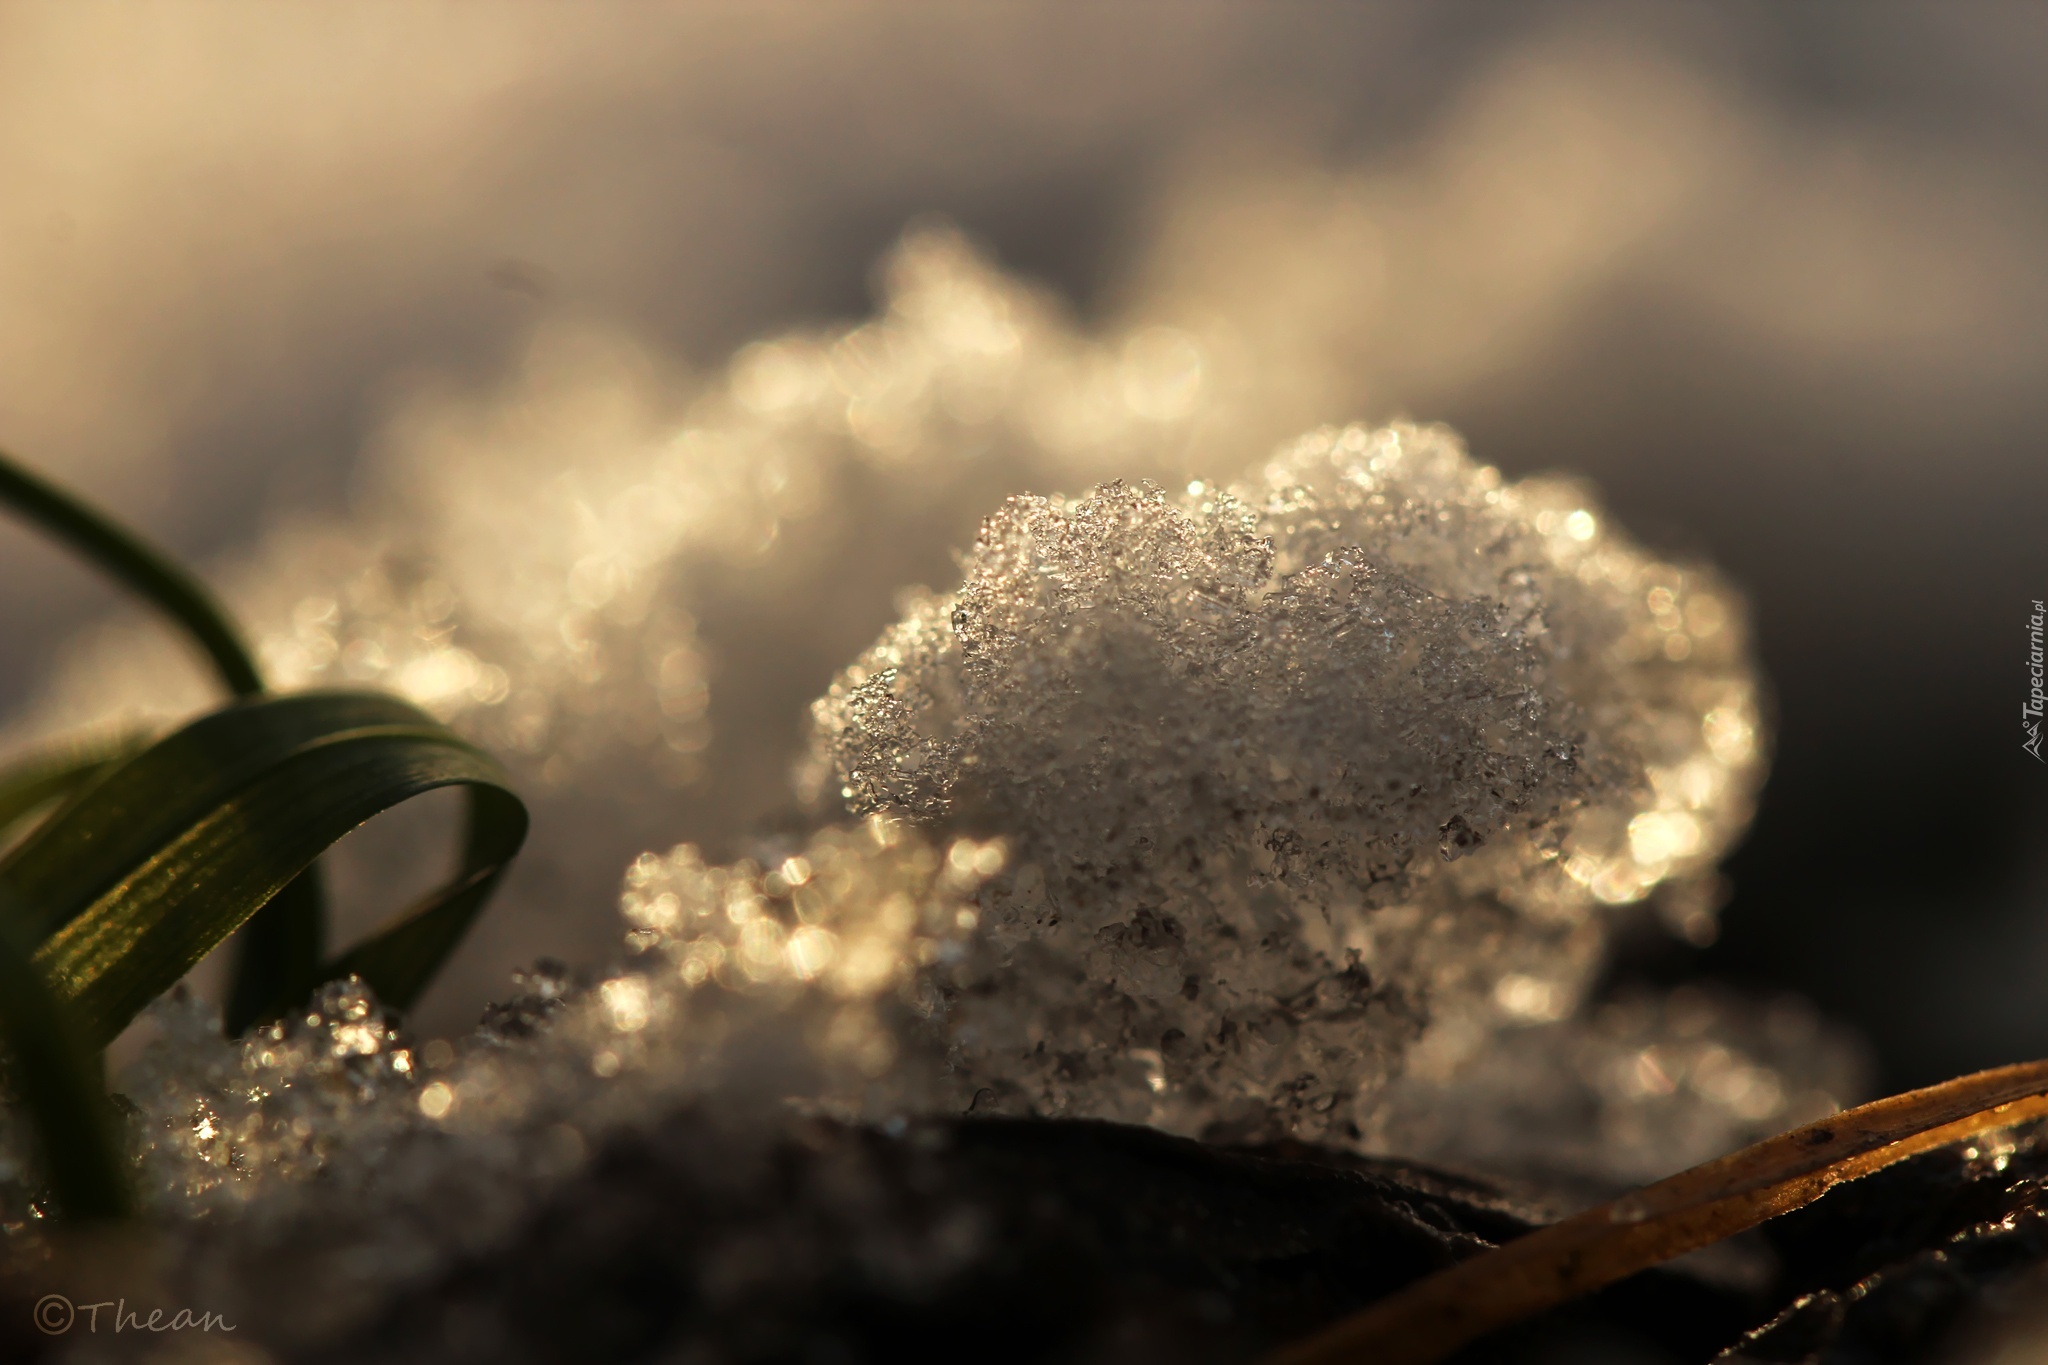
[{"xmin": 0, "ymin": 1, "xmax": 2042, "ymax": 1092}]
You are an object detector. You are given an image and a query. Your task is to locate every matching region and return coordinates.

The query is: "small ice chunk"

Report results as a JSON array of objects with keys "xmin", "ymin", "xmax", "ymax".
[{"xmin": 805, "ymin": 422, "xmax": 1767, "ymax": 1141}]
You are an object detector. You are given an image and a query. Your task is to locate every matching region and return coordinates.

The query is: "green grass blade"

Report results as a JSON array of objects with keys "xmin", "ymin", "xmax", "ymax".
[
  {"xmin": 0, "ymin": 450, "xmax": 263, "ymax": 699},
  {"xmin": 30, "ymin": 717, "xmax": 526, "ymax": 1048},
  {"xmin": 229, "ymin": 882, "xmax": 325, "ymax": 1034},
  {"xmin": 0, "ymin": 898, "xmax": 131, "ymax": 1219},
  {"xmin": 223, "ymin": 864, "xmax": 326, "ymax": 1035},
  {"xmin": 0, "ymin": 449, "xmax": 329, "ymax": 1017},
  {"xmin": 0, "ymin": 454, "xmax": 525, "ymax": 1221},
  {"xmin": 0, "ymin": 692, "xmax": 426, "ymax": 945}
]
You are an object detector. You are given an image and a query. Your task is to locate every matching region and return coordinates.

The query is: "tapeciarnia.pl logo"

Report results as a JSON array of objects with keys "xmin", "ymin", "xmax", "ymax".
[{"xmin": 2027, "ymin": 599, "xmax": 2045, "ymax": 762}]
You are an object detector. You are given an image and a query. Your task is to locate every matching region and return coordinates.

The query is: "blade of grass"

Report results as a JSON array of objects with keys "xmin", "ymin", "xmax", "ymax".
[
  {"xmin": 0, "ymin": 451, "xmax": 526, "ymax": 1225},
  {"xmin": 0, "ymin": 896, "xmax": 131, "ymax": 1219},
  {"xmin": 0, "ymin": 450, "xmax": 261, "ymax": 699},
  {"xmin": 1263, "ymin": 1058, "xmax": 2048, "ymax": 1365},
  {"xmin": 223, "ymin": 869, "xmax": 325, "ymax": 1035},
  {"xmin": 22, "ymin": 717, "xmax": 526, "ymax": 1048},
  {"xmin": 0, "ymin": 694, "xmax": 515, "ymax": 1031},
  {"xmin": 0, "ymin": 449, "xmax": 326, "ymax": 1027},
  {"xmin": 0, "ymin": 693, "xmax": 425, "ymax": 943}
]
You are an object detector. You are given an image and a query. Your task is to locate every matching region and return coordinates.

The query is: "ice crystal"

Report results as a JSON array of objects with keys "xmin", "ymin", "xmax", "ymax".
[
  {"xmin": 806, "ymin": 422, "xmax": 1765, "ymax": 1142},
  {"xmin": 121, "ymin": 978, "xmax": 418, "ymax": 1214}
]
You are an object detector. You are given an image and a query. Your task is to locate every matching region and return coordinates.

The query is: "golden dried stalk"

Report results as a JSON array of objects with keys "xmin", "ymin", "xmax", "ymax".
[{"xmin": 1265, "ymin": 1058, "xmax": 2048, "ymax": 1365}]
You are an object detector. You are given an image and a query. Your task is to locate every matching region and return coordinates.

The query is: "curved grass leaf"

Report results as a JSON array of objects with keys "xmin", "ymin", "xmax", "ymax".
[
  {"xmin": 0, "ymin": 449, "xmax": 326, "ymax": 1028},
  {"xmin": 0, "ymin": 897, "xmax": 130, "ymax": 1219},
  {"xmin": 0, "ymin": 692, "xmax": 422, "ymax": 944},
  {"xmin": 4, "ymin": 692, "xmax": 526, "ymax": 1048},
  {"xmin": 1264, "ymin": 1058, "xmax": 2048, "ymax": 1365},
  {"xmin": 0, "ymin": 451, "xmax": 528, "ymax": 1222}
]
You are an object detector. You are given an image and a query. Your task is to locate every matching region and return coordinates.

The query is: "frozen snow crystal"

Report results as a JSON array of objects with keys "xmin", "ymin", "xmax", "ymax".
[{"xmin": 807, "ymin": 421, "xmax": 1767, "ymax": 1143}]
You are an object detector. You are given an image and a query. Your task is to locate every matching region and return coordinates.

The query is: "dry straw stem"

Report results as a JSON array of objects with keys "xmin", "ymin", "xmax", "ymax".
[{"xmin": 1265, "ymin": 1058, "xmax": 2048, "ymax": 1365}]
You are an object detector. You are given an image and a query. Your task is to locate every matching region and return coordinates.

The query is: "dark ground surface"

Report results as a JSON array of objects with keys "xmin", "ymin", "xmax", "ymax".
[
  {"xmin": 248, "ymin": 1114, "xmax": 2048, "ymax": 1365},
  {"xmin": 5, "ymin": 1112, "xmax": 2048, "ymax": 1362}
]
